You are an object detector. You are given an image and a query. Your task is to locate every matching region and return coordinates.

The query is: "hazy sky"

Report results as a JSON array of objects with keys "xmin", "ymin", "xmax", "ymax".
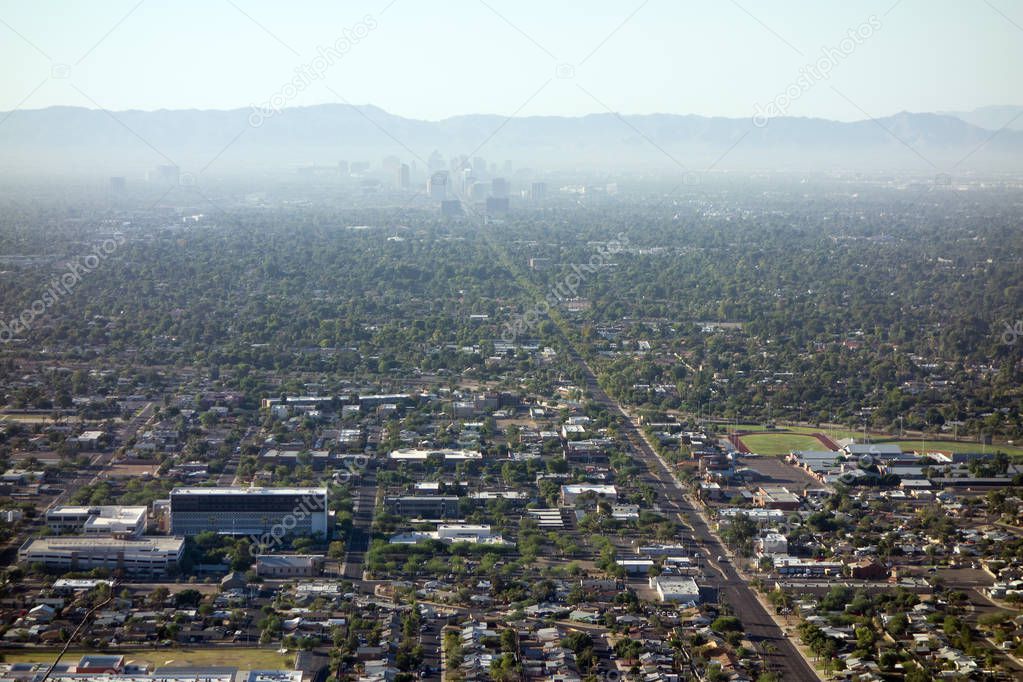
[{"xmin": 1, "ymin": 0, "xmax": 1020, "ymax": 121}]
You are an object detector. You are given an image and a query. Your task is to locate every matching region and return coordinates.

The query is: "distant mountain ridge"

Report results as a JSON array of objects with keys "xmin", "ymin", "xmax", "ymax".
[
  {"xmin": 1, "ymin": 104, "xmax": 1021, "ymax": 175},
  {"xmin": 938, "ymin": 105, "xmax": 1023, "ymax": 133}
]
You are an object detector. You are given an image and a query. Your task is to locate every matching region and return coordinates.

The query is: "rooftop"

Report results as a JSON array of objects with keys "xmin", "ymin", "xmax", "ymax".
[
  {"xmin": 170, "ymin": 487, "xmax": 327, "ymax": 496},
  {"xmin": 388, "ymin": 448, "xmax": 482, "ymax": 460},
  {"xmin": 21, "ymin": 536, "xmax": 184, "ymax": 552}
]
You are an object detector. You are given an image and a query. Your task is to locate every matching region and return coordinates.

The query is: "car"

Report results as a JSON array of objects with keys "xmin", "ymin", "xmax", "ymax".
[{"xmin": 717, "ymin": 555, "xmax": 725, "ymax": 562}]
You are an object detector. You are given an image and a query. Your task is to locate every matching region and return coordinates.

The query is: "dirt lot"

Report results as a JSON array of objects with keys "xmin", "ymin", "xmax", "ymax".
[
  {"xmin": 106, "ymin": 463, "xmax": 160, "ymax": 477},
  {"xmin": 736, "ymin": 454, "xmax": 821, "ymax": 488}
]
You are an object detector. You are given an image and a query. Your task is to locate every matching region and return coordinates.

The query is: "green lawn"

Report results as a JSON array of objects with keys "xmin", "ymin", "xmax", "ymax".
[
  {"xmin": 706, "ymin": 420, "xmax": 1023, "ymax": 455},
  {"xmin": 739, "ymin": 433, "xmax": 831, "ymax": 455},
  {"xmin": 0, "ymin": 648, "xmax": 293, "ymax": 669}
]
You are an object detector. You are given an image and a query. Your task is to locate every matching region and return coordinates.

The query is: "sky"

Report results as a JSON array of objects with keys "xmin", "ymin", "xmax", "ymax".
[{"xmin": 0, "ymin": 0, "xmax": 1020, "ymax": 121}]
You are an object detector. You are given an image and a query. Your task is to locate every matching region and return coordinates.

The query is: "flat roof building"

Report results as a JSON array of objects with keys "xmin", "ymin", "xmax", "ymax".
[
  {"xmin": 46, "ymin": 506, "xmax": 147, "ymax": 538},
  {"xmin": 18, "ymin": 536, "xmax": 184, "ymax": 576},
  {"xmin": 649, "ymin": 576, "xmax": 701, "ymax": 604},
  {"xmin": 0, "ymin": 664, "xmax": 300, "ymax": 682},
  {"xmin": 169, "ymin": 487, "xmax": 328, "ymax": 538},
  {"xmin": 754, "ymin": 486, "xmax": 801, "ymax": 510},
  {"xmin": 561, "ymin": 484, "xmax": 618, "ymax": 506},
  {"xmin": 384, "ymin": 495, "xmax": 460, "ymax": 518},
  {"xmin": 388, "ymin": 448, "xmax": 482, "ymax": 462},
  {"xmin": 255, "ymin": 554, "xmax": 323, "ymax": 578}
]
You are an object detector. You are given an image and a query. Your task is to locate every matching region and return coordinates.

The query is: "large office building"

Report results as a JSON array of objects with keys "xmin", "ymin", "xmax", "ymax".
[
  {"xmin": 169, "ymin": 487, "xmax": 329, "ymax": 537},
  {"xmin": 18, "ymin": 536, "xmax": 184, "ymax": 576}
]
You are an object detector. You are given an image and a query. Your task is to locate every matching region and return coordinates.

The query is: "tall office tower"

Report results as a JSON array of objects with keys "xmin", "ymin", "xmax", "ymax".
[
  {"xmin": 150, "ymin": 164, "xmax": 179, "ymax": 184},
  {"xmin": 472, "ymin": 156, "xmax": 487, "ymax": 178},
  {"xmin": 460, "ymin": 168, "xmax": 474, "ymax": 194},
  {"xmin": 530, "ymin": 181, "xmax": 547, "ymax": 201},
  {"xmin": 397, "ymin": 163, "xmax": 411, "ymax": 190},
  {"xmin": 428, "ymin": 171, "xmax": 449, "ymax": 200},
  {"xmin": 468, "ymin": 181, "xmax": 491, "ymax": 201},
  {"xmin": 491, "ymin": 177, "xmax": 509, "ymax": 199}
]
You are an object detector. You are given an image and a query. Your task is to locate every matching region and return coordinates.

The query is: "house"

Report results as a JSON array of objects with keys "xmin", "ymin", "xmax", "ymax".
[
  {"xmin": 68, "ymin": 430, "xmax": 105, "ymax": 450},
  {"xmin": 27, "ymin": 604, "xmax": 56, "ymax": 623},
  {"xmin": 756, "ymin": 532, "xmax": 788, "ymax": 556},
  {"xmin": 220, "ymin": 572, "xmax": 248, "ymax": 591}
]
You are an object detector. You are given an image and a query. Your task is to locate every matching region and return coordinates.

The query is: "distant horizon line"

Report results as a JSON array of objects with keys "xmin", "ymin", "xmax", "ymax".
[{"xmin": 3, "ymin": 102, "xmax": 1022, "ymax": 124}]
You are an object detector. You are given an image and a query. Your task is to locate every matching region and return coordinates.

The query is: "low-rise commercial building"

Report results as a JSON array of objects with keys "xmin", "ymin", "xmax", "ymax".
[
  {"xmin": 46, "ymin": 506, "xmax": 147, "ymax": 537},
  {"xmin": 387, "ymin": 448, "xmax": 482, "ymax": 463},
  {"xmin": 560, "ymin": 484, "xmax": 617, "ymax": 506},
  {"xmin": 754, "ymin": 486, "xmax": 801, "ymax": 510},
  {"xmin": 383, "ymin": 495, "xmax": 460, "ymax": 518},
  {"xmin": 649, "ymin": 576, "xmax": 701, "ymax": 604},
  {"xmin": 255, "ymin": 554, "xmax": 323, "ymax": 578}
]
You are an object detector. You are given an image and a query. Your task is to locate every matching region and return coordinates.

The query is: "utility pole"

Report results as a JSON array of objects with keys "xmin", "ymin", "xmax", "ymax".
[{"xmin": 39, "ymin": 588, "xmax": 114, "ymax": 682}]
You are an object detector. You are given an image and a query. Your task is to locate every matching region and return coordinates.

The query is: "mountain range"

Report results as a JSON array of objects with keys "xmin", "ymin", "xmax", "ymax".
[{"xmin": 1, "ymin": 104, "xmax": 1021, "ymax": 176}]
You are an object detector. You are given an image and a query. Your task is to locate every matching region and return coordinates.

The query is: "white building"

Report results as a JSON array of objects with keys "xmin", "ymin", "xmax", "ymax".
[
  {"xmin": 390, "ymin": 524, "xmax": 510, "ymax": 546},
  {"xmin": 617, "ymin": 559, "xmax": 655, "ymax": 575},
  {"xmin": 436, "ymin": 524, "xmax": 493, "ymax": 542},
  {"xmin": 773, "ymin": 555, "xmax": 843, "ymax": 576},
  {"xmin": 638, "ymin": 544, "xmax": 690, "ymax": 556},
  {"xmin": 19, "ymin": 536, "xmax": 184, "ymax": 575},
  {"xmin": 649, "ymin": 576, "xmax": 701, "ymax": 604},
  {"xmin": 757, "ymin": 532, "xmax": 789, "ymax": 556},
  {"xmin": 718, "ymin": 508, "xmax": 786, "ymax": 523},
  {"xmin": 611, "ymin": 503, "xmax": 640, "ymax": 520},
  {"xmin": 388, "ymin": 448, "xmax": 482, "ymax": 463},
  {"xmin": 46, "ymin": 506, "xmax": 147, "ymax": 537},
  {"xmin": 561, "ymin": 484, "xmax": 618, "ymax": 506}
]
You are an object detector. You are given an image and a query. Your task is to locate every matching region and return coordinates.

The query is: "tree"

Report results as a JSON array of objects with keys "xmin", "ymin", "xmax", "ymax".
[{"xmin": 147, "ymin": 587, "xmax": 169, "ymax": 606}]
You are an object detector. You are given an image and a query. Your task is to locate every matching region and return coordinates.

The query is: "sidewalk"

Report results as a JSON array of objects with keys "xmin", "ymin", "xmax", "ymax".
[{"xmin": 751, "ymin": 587, "xmax": 827, "ymax": 680}]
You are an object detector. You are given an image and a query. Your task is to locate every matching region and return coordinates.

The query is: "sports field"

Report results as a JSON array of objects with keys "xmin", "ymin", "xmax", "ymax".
[{"xmin": 739, "ymin": 433, "xmax": 830, "ymax": 456}]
